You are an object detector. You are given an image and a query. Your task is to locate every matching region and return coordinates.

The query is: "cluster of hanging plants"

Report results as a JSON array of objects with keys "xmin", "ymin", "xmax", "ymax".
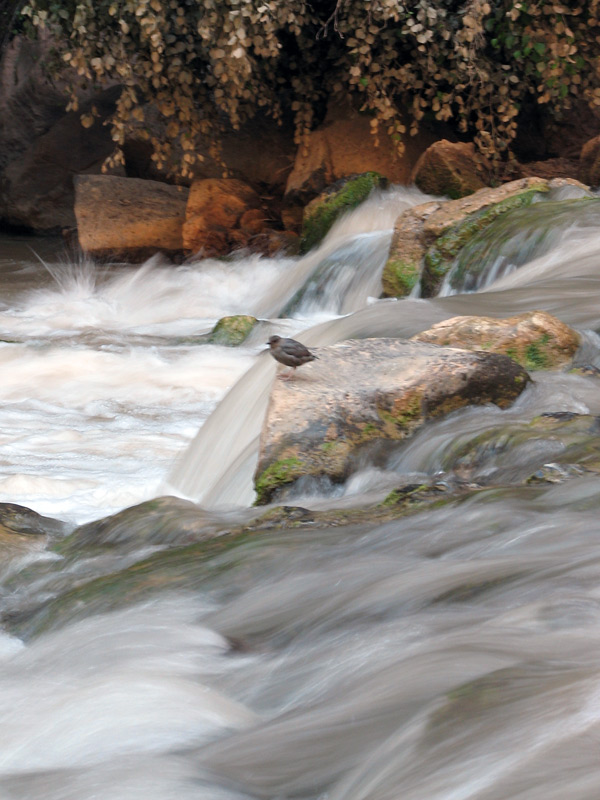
[{"xmin": 18, "ymin": 0, "xmax": 600, "ymax": 176}]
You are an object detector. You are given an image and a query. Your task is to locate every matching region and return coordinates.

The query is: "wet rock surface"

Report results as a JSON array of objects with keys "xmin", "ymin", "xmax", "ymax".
[
  {"xmin": 254, "ymin": 338, "xmax": 530, "ymax": 504},
  {"xmin": 0, "ymin": 502, "xmax": 65, "ymax": 538},
  {"xmin": 412, "ymin": 311, "xmax": 581, "ymax": 371},
  {"xmin": 56, "ymin": 496, "xmax": 227, "ymax": 556},
  {"xmin": 443, "ymin": 412, "xmax": 600, "ymax": 488},
  {"xmin": 382, "ymin": 177, "xmax": 589, "ymax": 298}
]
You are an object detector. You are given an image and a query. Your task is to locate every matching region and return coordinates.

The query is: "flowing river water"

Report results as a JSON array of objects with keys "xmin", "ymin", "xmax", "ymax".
[{"xmin": 2, "ymin": 186, "xmax": 600, "ymax": 798}]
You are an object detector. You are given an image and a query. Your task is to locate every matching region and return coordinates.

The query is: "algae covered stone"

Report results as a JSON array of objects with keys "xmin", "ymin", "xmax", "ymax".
[
  {"xmin": 382, "ymin": 177, "xmax": 587, "ymax": 299},
  {"xmin": 209, "ymin": 315, "xmax": 258, "ymax": 346},
  {"xmin": 301, "ymin": 172, "xmax": 387, "ymax": 253},
  {"xmin": 412, "ymin": 311, "xmax": 580, "ymax": 371}
]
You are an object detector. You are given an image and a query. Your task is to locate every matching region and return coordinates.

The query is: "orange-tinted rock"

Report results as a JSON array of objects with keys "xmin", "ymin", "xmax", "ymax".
[
  {"xmin": 74, "ymin": 175, "xmax": 188, "ymax": 260},
  {"xmin": 182, "ymin": 178, "xmax": 263, "ymax": 256},
  {"xmin": 411, "ymin": 140, "xmax": 491, "ymax": 199},
  {"xmin": 239, "ymin": 208, "xmax": 268, "ymax": 235}
]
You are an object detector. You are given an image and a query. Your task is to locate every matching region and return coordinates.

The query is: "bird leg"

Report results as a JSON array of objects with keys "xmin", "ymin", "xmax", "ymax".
[{"xmin": 279, "ymin": 367, "xmax": 296, "ymax": 381}]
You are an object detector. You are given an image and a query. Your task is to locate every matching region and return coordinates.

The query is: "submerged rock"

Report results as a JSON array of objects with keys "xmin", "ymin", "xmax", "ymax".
[
  {"xmin": 442, "ymin": 412, "xmax": 600, "ymax": 488},
  {"xmin": 412, "ymin": 311, "xmax": 580, "ymax": 371},
  {"xmin": 56, "ymin": 496, "xmax": 224, "ymax": 556},
  {"xmin": 0, "ymin": 503, "xmax": 65, "ymax": 538},
  {"xmin": 254, "ymin": 338, "xmax": 530, "ymax": 504},
  {"xmin": 381, "ymin": 177, "xmax": 589, "ymax": 298},
  {"xmin": 209, "ymin": 315, "xmax": 259, "ymax": 347},
  {"xmin": 300, "ymin": 172, "xmax": 387, "ymax": 253},
  {"xmin": 75, "ymin": 175, "xmax": 189, "ymax": 260}
]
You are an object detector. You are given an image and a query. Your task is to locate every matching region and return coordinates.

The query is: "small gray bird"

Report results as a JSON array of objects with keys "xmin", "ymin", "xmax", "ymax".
[{"xmin": 266, "ymin": 335, "xmax": 318, "ymax": 379}]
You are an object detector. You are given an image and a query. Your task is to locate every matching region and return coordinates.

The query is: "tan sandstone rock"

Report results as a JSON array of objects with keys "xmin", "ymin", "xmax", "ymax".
[
  {"xmin": 75, "ymin": 175, "xmax": 189, "ymax": 260},
  {"xmin": 254, "ymin": 338, "xmax": 530, "ymax": 504},
  {"xmin": 412, "ymin": 311, "xmax": 580, "ymax": 371},
  {"xmin": 411, "ymin": 140, "xmax": 491, "ymax": 199}
]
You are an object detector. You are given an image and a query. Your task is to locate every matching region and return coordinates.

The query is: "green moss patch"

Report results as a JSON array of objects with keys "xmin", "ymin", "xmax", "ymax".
[
  {"xmin": 377, "ymin": 392, "xmax": 424, "ymax": 434},
  {"xmin": 254, "ymin": 456, "xmax": 305, "ymax": 505},
  {"xmin": 524, "ymin": 334, "xmax": 551, "ymax": 370},
  {"xmin": 300, "ymin": 172, "xmax": 387, "ymax": 253},
  {"xmin": 381, "ymin": 256, "xmax": 420, "ymax": 297},
  {"xmin": 209, "ymin": 315, "xmax": 258, "ymax": 346}
]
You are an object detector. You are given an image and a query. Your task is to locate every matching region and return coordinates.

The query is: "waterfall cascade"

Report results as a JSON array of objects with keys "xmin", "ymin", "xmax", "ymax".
[{"xmin": 1, "ymin": 187, "xmax": 600, "ymax": 799}]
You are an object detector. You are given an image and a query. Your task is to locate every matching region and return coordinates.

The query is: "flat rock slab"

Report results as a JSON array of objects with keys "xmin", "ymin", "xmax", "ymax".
[
  {"xmin": 255, "ymin": 338, "xmax": 530, "ymax": 503},
  {"xmin": 75, "ymin": 174, "xmax": 189, "ymax": 260}
]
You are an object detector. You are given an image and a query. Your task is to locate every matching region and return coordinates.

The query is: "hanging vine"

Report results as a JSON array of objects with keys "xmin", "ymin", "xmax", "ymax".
[{"xmin": 19, "ymin": 0, "xmax": 600, "ymax": 176}]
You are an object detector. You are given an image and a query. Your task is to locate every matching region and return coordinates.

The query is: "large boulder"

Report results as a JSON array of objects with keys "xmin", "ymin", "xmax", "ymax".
[
  {"xmin": 411, "ymin": 140, "xmax": 491, "ymax": 199},
  {"xmin": 254, "ymin": 338, "xmax": 530, "ymax": 504},
  {"xmin": 75, "ymin": 174, "xmax": 189, "ymax": 260},
  {"xmin": 412, "ymin": 311, "xmax": 581, "ymax": 371},
  {"xmin": 381, "ymin": 177, "xmax": 589, "ymax": 298}
]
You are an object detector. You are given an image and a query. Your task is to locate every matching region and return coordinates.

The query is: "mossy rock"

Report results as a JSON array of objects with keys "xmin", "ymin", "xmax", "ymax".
[
  {"xmin": 254, "ymin": 456, "xmax": 306, "ymax": 505},
  {"xmin": 381, "ymin": 256, "xmax": 421, "ymax": 297},
  {"xmin": 421, "ymin": 187, "xmax": 545, "ymax": 296},
  {"xmin": 382, "ymin": 177, "xmax": 587, "ymax": 299},
  {"xmin": 209, "ymin": 314, "xmax": 258, "ymax": 346},
  {"xmin": 300, "ymin": 172, "xmax": 387, "ymax": 253}
]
